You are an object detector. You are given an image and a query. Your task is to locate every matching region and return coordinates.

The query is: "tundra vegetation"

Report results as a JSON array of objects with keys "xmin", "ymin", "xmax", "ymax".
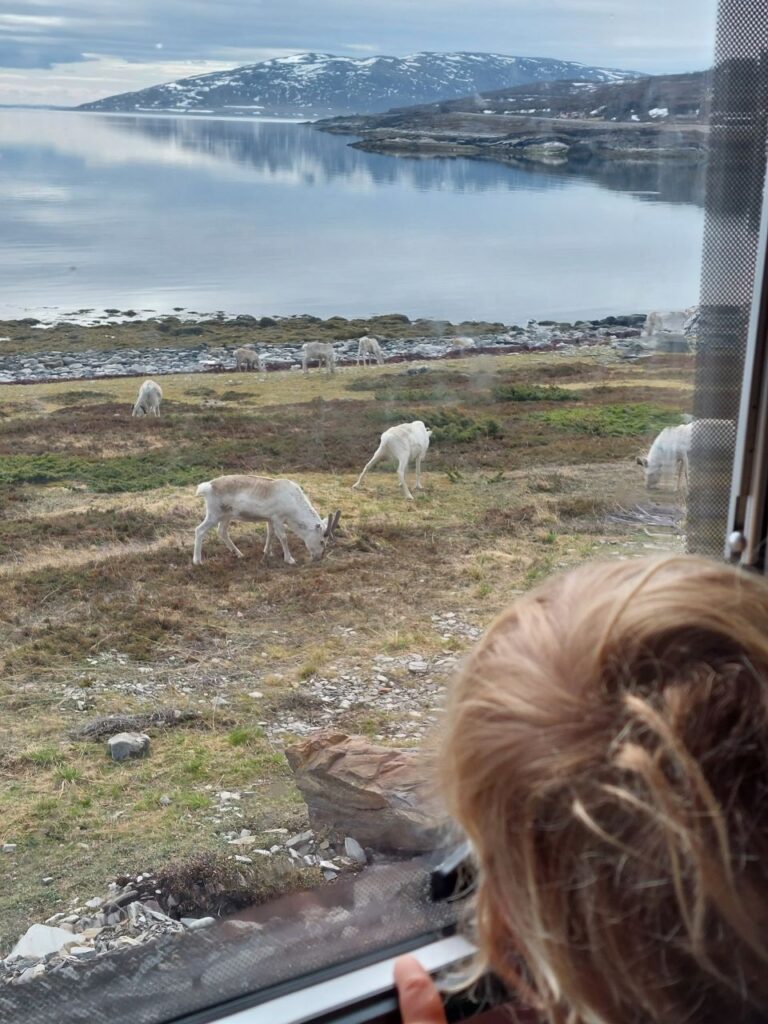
[{"xmin": 0, "ymin": 348, "xmax": 691, "ymax": 950}]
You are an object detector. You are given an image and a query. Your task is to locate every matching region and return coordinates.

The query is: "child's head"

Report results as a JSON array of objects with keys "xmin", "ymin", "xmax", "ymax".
[{"xmin": 441, "ymin": 555, "xmax": 768, "ymax": 1024}]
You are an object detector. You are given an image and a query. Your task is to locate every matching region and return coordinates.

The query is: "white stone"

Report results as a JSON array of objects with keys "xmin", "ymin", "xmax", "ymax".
[
  {"xmin": 184, "ymin": 916, "xmax": 215, "ymax": 930},
  {"xmin": 2, "ymin": 844, "xmax": 16, "ymax": 853},
  {"xmin": 344, "ymin": 837, "xmax": 367, "ymax": 864},
  {"xmin": 107, "ymin": 732, "xmax": 150, "ymax": 761},
  {"xmin": 10, "ymin": 924, "xmax": 76, "ymax": 960},
  {"xmin": 407, "ymin": 661, "xmax": 429, "ymax": 675}
]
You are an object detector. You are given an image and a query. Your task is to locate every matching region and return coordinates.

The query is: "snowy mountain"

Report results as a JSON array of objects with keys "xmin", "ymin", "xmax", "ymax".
[{"xmin": 76, "ymin": 51, "xmax": 638, "ymax": 119}]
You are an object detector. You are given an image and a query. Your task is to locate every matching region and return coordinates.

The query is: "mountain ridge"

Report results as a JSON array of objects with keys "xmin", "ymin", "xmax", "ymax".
[{"xmin": 76, "ymin": 50, "xmax": 639, "ymax": 118}]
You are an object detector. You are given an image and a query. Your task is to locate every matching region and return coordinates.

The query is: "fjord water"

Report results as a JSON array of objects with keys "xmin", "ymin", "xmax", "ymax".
[{"xmin": 1, "ymin": 109, "xmax": 706, "ymax": 324}]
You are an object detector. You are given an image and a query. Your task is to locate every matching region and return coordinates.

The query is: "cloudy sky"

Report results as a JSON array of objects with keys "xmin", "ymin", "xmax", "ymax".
[{"xmin": 0, "ymin": 0, "xmax": 718, "ymax": 107}]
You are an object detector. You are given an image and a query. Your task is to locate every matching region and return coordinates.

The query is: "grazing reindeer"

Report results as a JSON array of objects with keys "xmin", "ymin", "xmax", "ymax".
[
  {"xmin": 132, "ymin": 379, "xmax": 162, "ymax": 417},
  {"xmin": 193, "ymin": 474, "xmax": 341, "ymax": 566},
  {"xmin": 637, "ymin": 418, "xmax": 735, "ymax": 493},
  {"xmin": 234, "ymin": 347, "xmax": 263, "ymax": 372},
  {"xmin": 356, "ymin": 336, "xmax": 384, "ymax": 366},
  {"xmin": 302, "ymin": 341, "xmax": 336, "ymax": 375},
  {"xmin": 637, "ymin": 424, "xmax": 691, "ymax": 492},
  {"xmin": 353, "ymin": 420, "xmax": 431, "ymax": 501}
]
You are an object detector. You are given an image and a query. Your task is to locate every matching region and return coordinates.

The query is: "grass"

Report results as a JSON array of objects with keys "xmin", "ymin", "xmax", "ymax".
[
  {"xmin": 0, "ymin": 346, "xmax": 693, "ymax": 952},
  {"xmin": 539, "ymin": 402, "xmax": 680, "ymax": 437}
]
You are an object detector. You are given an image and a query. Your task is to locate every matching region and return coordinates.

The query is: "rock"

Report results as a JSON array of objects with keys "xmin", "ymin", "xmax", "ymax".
[
  {"xmin": 159, "ymin": 794, "xmax": 171, "ymax": 807},
  {"xmin": 10, "ymin": 924, "xmax": 75, "ymax": 960},
  {"xmin": 106, "ymin": 888, "xmax": 139, "ymax": 909},
  {"xmin": 41, "ymin": 877, "xmax": 54, "ymax": 886},
  {"xmin": 14, "ymin": 962, "xmax": 47, "ymax": 984},
  {"xmin": 183, "ymin": 916, "xmax": 215, "ymax": 930},
  {"xmin": 85, "ymin": 897, "xmax": 102, "ymax": 909},
  {"xmin": 407, "ymin": 661, "xmax": 429, "ymax": 674},
  {"xmin": 107, "ymin": 732, "xmax": 150, "ymax": 761},
  {"xmin": 68, "ymin": 945, "xmax": 97, "ymax": 959},
  {"xmin": 344, "ymin": 836, "xmax": 367, "ymax": 865},
  {"xmin": 285, "ymin": 829, "xmax": 314, "ymax": 849},
  {"xmin": 286, "ymin": 732, "xmax": 443, "ymax": 853},
  {"xmin": 2, "ymin": 844, "xmax": 16, "ymax": 853}
]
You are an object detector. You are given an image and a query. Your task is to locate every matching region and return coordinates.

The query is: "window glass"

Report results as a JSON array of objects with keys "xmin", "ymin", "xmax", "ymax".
[{"xmin": 0, "ymin": 1, "xmax": 723, "ymax": 1018}]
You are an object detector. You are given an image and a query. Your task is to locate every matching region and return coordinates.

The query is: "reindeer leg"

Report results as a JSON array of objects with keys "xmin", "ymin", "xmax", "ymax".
[
  {"xmin": 271, "ymin": 519, "xmax": 296, "ymax": 565},
  {"xmin": 193, "ymin": 514, "xmax": 217, "ymax": 565},
  {"xmin": 353, "ymin": 446, "xmax": 386, "ymax": 490},
  {"xmin": 218, "ymin": 518, "xmax": 244, "ymax": 559}
]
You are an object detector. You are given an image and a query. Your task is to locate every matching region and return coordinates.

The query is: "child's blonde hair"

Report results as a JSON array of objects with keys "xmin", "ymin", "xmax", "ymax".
[{"xmin": 440, "ymin": 555, "xmax": 768, "ymax": 1024}]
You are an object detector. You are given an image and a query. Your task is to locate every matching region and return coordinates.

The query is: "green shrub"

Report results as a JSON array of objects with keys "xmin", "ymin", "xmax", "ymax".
[
  {"xmin": 539, "ymin": 403, "xmax": 679, "ymax": 438},
  {"xmin": 493, "ymin": 384, "xmax": 575, "ymax": 403},
  {"xmin": 366, "ymin": 407, "xmax": 501, "ymax": 443}
]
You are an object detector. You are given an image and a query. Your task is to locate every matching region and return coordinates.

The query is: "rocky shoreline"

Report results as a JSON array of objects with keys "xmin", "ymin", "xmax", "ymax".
[
  {"xmin": 0, "ymin": 313, "xmax": 646, "ymax": 384},
  {"xmin": 314, "ymin": 110, "xmax": 708, "ymax": 168}
]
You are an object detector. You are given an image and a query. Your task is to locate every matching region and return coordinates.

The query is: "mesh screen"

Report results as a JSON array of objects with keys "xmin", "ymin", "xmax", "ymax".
[{"xmin": 688, "ymin": 1, "xmax": 768, "ymax": 556}]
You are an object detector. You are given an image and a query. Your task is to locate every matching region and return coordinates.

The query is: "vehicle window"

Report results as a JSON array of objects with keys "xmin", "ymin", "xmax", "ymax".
[{"xmin": 3, "ymin": 1, "xmax": 757, "ymax": 1021}]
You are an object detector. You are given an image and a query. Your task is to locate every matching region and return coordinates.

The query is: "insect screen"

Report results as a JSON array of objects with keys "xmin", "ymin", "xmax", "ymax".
[{"xmin": 688, "ymin": 1, "xmax": 768, "ymax": 557}]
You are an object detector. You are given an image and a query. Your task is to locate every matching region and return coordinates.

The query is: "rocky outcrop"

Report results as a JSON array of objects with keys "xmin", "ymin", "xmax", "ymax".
[{"xmin": 285, "ymin": 732, "xmax": 444, "ymax": 852}]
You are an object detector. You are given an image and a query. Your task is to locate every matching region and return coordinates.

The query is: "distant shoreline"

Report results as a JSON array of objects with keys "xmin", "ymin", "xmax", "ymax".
[{"xmin": 314, "ymin": 111, "xmax": 708, "ymax": 168}]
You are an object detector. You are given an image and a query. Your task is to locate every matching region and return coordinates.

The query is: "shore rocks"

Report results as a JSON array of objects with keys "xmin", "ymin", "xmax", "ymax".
[
  {"xmin": 285, "ymin": 732, "xmax": 443, "ymax": 852},
  {"xmin": 0, "ymin": 314, "xmax": 643, "ymax": 384}
]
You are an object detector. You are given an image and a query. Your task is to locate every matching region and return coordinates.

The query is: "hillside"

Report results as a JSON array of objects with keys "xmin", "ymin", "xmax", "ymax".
[
  {"xmin": 314, "ymin": 71, "xmax": 710, "ymax": 167},
  {"xmin": 76, "ymin": 51, "xmax": 637, "ymax": 118},
  {"xmin": 399, "ymin": 71, "xmax": 711, "ymax": 124}
]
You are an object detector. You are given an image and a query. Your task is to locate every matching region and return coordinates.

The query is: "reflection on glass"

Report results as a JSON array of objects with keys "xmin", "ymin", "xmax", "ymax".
[{"xmin": 0, "ymin": 4, "xmax": 716, "ymax": 1019}]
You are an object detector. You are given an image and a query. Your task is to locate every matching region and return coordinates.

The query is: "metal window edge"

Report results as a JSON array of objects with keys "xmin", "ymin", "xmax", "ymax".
[{"xmin": 201, "ymin": 935, "xmax": 476, "ymax": 1024}]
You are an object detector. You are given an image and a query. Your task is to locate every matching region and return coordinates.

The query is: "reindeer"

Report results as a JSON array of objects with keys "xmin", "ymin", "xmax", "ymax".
[{"xmin": 193, "ymin": 475, "xmax": 340, "ymax": 566}]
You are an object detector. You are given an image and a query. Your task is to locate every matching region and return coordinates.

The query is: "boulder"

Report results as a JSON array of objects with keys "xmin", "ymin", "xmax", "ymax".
[
  {"xmin": 9, "ymin": 923, "xmax": 75, "ymax": 960},
  {"xmin": 107, "ymin": 732, "xmax": 150, "ymax": 761},
  {"xmin": 285, "ymin": 732, "xmax": 444, "ymax": 853}
]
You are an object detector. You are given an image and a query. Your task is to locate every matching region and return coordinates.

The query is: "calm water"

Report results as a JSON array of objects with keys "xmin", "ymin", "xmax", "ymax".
[{"xmin": 0, "ymin": 109, "xmax": 707, "ymax": 324}]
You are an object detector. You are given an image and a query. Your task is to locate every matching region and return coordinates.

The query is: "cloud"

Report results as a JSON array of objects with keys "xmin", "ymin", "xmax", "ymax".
[
  {"xmin": 0, "ymin": 0, "xmax": 719, "ymax": 103},
  {"xmin": 0, "ymin": 53, "xmax": 247, "ymax": 105},
  {"xmin": 343, "ymin": 43, "xmax": 381, "ymax": 53},
  {"xmin": 0, "ymin": 14, "xmax": 67, "ymax": 28}
]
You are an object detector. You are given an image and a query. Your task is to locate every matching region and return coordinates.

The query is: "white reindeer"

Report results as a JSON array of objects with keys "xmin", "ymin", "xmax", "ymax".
[
  {"xmin": 302, "ymin": 341, "xmax": 336, "ymax": 375},
  {"xmin": 132, "ymin": 379, "xmax": 162, "ymax": 417},
  {"xmin": 234, "ymin": 347, "xmax": 263, "ymax": 372},
  {"xmin": 637, "ymin": 424, "xmax": 692, "ymax": 491},
  {"xmin": 193, "ymin": 474, "xmax": 341, "ymax": 566},
  {"xmin": 638, "ymin": 418, "xmax": 735, "ymax": 492},
  {"xmin": 356, "ymin": 336, "xmax": 384, "ymax": 367},
  {"xmin": 353, "ymin": 420, "xmax": 432, "ymax": 501}
]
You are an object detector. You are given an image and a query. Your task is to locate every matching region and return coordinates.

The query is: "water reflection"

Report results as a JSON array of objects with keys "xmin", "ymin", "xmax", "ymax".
[
  {"xmin": 105, "ymin": 113, "xmax": 707, "ymax": 206},
  {"xmin": 0, "ymin": 109, "xmax": 706, "ymax": 323}
]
